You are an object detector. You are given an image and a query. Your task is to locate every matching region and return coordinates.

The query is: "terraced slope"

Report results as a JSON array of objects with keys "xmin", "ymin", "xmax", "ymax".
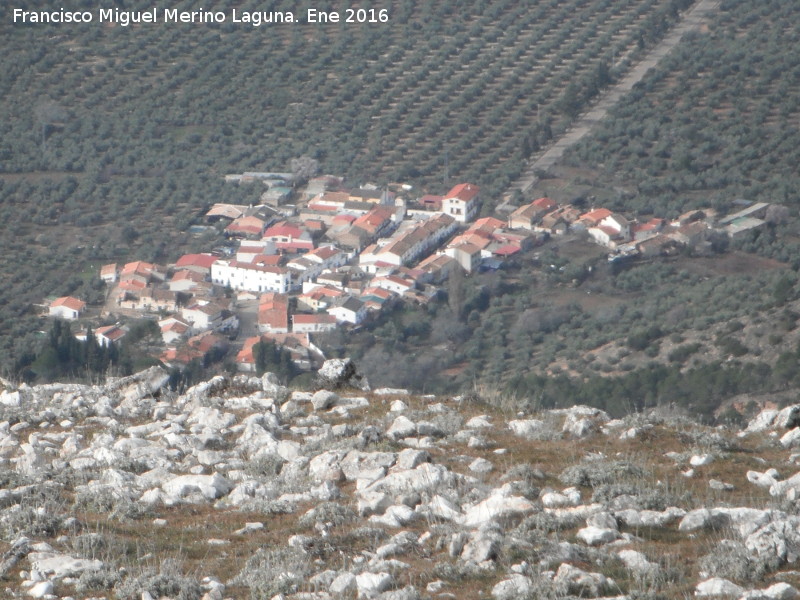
[
  {"xmin": 0, "ymin": 0, "xmax": 696, "ymax": 374},
  {"xmin": 559, "ymin": 0, "xmax": 800, "ymax": 216}
]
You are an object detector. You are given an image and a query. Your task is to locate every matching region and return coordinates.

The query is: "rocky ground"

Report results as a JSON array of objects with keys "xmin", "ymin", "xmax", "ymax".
[{"xmin": 1, "ymin": 360, "xmax": 800, "ymax": 600}]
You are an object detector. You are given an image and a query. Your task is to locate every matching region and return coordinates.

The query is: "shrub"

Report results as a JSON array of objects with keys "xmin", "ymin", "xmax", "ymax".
[
  {"xmin": 0, "ymin": 504, "xmax": 64, "ymax": 540},
  {"xmin": 73, "ymin": 488, "xmax": 153, "ymax": 521},
  {"xmin": 297, "ymin": 502, "xmax": 358, "ymax": 529},
  {"xmin": 559, "ymin": 460, "xmax": 649, "ymax": 488},
  {"xmin": 668, "ymin": 343, "xmax": 703, "ymax": 364},
  {"xmin": 243, "ymin": 454, "xmax": 285, "ymax": 480},
  {"xmin": 115, "ymin": 559, "xmax": 202, "ymax": 600},
  {"xmin": 698, "ymin": 539, "xmax": 779, "ymax": 583},
  {"xmin": 75, "ymin": 566, "xmax": 122, "ymax": 595},
  {"xmin": 231, "ymin": 546, "xmax": 311, "ymax": 599}
]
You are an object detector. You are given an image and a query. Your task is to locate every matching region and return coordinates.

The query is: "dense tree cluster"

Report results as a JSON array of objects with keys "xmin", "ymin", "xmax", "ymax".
[
  {"xmin": 253, "ymin": 338, "xmax": 298, "ymax": 382},
  {"xmin": 17, "ymin": 319, "xmax": 121, "ymax": 382}
]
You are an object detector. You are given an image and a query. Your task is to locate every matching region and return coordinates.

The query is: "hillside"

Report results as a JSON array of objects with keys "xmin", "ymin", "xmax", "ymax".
[
  {"xmin": 0, "ymin": 0, "xmax": 693, "ymax": 374},
  {"xmin": 2, "ymin": 360, "xmax": 800, "ymax": 599},
  {"xmin": 3, "ymin": 0, "xmax": 800, "ymax": 418},
  {"xmin": 537, "ymin": 0, "xmax": 800, "ymax": 219}
]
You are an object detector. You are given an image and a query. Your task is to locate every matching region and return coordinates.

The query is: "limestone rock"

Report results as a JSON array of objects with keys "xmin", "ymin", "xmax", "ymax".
[
  {"xmin": 554, "ymin": 563, "xmax": 612, "ymax": 597},
  {"xmin": 781, "ymin": 428, "xmax": 800, "ymax": 448},
  {"xmin": 541, "ymin": 488, "xmax": 581, "ymax": 508},
  {"xmin": 28, "ymin": 552, "xmax": 103, "ymax": 578},
  {"xmin": 386, "ymin": 416, "xmax": 417, "ymax": 441},
  {"xmin": 614, "ymin": 507, "xmax": 686, "ymax": 528},
  {"xmin": 763, "ymin": 583, "xmax": 800, "ymax": 600},
  {"xmin": 469, "ymin": 457, "xmax": 493, "ymax": 473},
  {"xmin": 162, "ymin": 473, "xmax": 233, "ymax": 501},
  {"xmin": 356, "ymin": 572, "xmax": 393, "ymax": 599},
  {"xmin": 262, "ymin": 372, "xmax": 290, "ymax": 402},
  {"xmin": 369, "ymin": 505, "xmax": 417, "ymax": 528},
  {"xmin": 690, "ymin": 454, "xmax": 715, "ymax": 467},
  {"xmin": 617, "ymin": 549, "xmax": 658, "ymax": 575},
  {"xmin": 26, "ymin": 580, "xmax": 53, "ymax": 598},
  {"xmin": 331, "ymin": 572, "xmax": 358, "ymax": 595},
  {"xmin": 678, "ymin": 508, "xmax": 730, "ymax": 532},
  {"xmin": 309, "ymin": 451, "xmax": 347, "ymax": 483},
  {"xmin": 318, "ymin": 359, "xmax": 369, "ymax": 391},
  {"xmin": 461, "ymin": 485, "xmax": 535, "ymax": 528},
  {"xmin": 312, "ymin": 390, "xmax": 339, "ymax": 411},
  {"xmin": 395, "ymin": 449, "xmax": 429, "ymax": 470},
  {"xmin": 775, "ymin": 406, "xmax": 800, "ymax": 429},
  {"xmin": 492, "ymin": 575, "xmax": 533, "ymax": 600},
  {"xmin": 461, "ymin": 528, "xmax": 501, "ymax": 563},
  {"xmin": 746, "ymin": 409, "xmax": 780, "ymax": 433},
  {"xmin": 508, "ymin": 419, "xmax": 546, "ymax": 440},
  {"xmin": 695, "ymin": 577, "xmax": 744, "ymax": 597}
]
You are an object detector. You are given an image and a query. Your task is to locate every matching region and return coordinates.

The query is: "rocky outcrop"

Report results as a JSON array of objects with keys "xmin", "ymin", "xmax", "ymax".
[{"xmin": 1, "ymin": 362, "xmax": 800, "ymax": 599}]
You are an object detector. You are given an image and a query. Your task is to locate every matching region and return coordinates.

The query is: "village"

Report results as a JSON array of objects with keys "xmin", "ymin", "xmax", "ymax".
[{"xmin": 44, "ymin": 170, "xmax": 777, "ymax": 376}]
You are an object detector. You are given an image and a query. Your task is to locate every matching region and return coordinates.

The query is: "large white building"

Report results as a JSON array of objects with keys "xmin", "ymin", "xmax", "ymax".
[
  {"xmin": 359, "ymin": 214, "xmax": 457, "ymax": 273},
  {"xmin": 211, "ymin": 260, "xmax": 293, "ymax": 294},
  {"xmin": 442, "ymin": 183, "xmax": 480, "ymax": 223}
]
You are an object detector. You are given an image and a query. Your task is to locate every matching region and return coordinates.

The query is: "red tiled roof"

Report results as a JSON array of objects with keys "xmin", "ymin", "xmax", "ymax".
[
  {"xmin": 161, "ymin": 320, "xmax": 190, "ymax": 334},
  {"xmin": 259, "ymin": 308, "xmax": 289, "ymax": 330},
  {"xmin": 445, "ymin": 183, "xmax": 480, "ymax": 202},
  {"xmin": 292, "ymin": 314, "xmax": 337, "ymax": 324},
  {"xmin": 263, "ymin": 223, "xmax": 305, "ymax": 239},
  {"xmin": 493, "ymin": 244, "xmax": 521, "ymax": 256},
  {"xmin": 251, "ymin": 255, "xmax": 282, "ymax": 267},
  {"xmin": 363, "ymin": 286, "xmax": 394, "ymax": 299},
  {"xmin": 121, "ymin": 261, "xmax": 157, "ymax": 276},
  {"xmin": 304, "ymin": 219, "xmax": 326, "ymax": 231},
  {"xmin": 51, "ymin": 296, "xmax": 85, "ymax": 311},
  {"xmin": 309, "ymin": 246, "xmax": 340, "ymax": 260},
  {"xmin": 470, "ymin": 217, "xmax": 505, "ymax": 231},
  {"xmin": 118, "ymin": 277, "xmax": 148, "ymax": 291},
  {"xmin": 532, "ymin": 197, "xmax": 557, "ymax": 210},
  {"xmin": 580, "ymin": 208, "xmax": 613, "ymax": 225},
  {"xmin": 176, "ymin": 253, "xmax": 218, "ymax": 269},
  {"xmin": 171, "ymin": 269, "xmax": 205, "ymax": 283},
  {"xmin": 226, "ymin": 216, "xmax": 265, "ymax": 235},
  {"xmin": 308, "ymin": 202, "xmax": 340, "ymax": 212},
  {"xmin": 206, "ymin": 204, "xmax": 247, "ymax": 220},
  {"xmin": 96, "ymin": 325, "xmax": 126, "ymax": 342}
]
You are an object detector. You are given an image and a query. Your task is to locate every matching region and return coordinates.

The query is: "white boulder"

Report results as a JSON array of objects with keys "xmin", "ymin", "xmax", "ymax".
[
  {"xmin": 695, "ymin": 577, "xmax": 744, "ymax": 597},
  {"xmin": 162, "ymin": 473, "xmax": 233, "ymax": 501}
]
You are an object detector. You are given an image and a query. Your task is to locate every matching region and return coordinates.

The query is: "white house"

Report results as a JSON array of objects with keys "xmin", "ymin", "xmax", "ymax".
[
  {"xmin": 181, "ymin": 302, "xmax": 226, "ymax": 331},
  {"xmin": 599, "ymin": 213, "xmax": 631, "ymax": 240},
  {"xmin": 100, "ymin": 264, "xmax": 118, "ymax": 284},
  {"xmin": 95, "ymin": 324, "xmax": 127, "ymax": 347},
  {"xmin": 211, "ymin": 260, "xmax": 293, "ymax": 294},
  {"xmin": 305, "ymin": 245, "xmax": 349, "ymax": 270},
  {"xmin": 442, "ymin": 183, "xmax": 480, "ymax": 223},
  {"xmin": 445, "ymin": 243, "xmax": 482, "ymax": 273},
  {"xmin": 159, "ymin": 317, "xmax": 191, "ymax": 345},
  {"xmin": 328, "ymin": 296, "xmax": 367, "ymax": 325},
  {"xmin": 292, "ymin": 314, "xmax": 338, "ymax": 333},
  {"xmin": 49, "ymin": 297, "xmax": 86, "ymax": 320},
  {"xmin": 372, "ymin": 275, "xmax": 414, "ymax": 295}
]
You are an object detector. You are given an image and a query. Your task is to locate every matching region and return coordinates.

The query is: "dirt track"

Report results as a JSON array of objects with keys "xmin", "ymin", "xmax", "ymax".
[{"xmin": 507, "ymin": 0, "xmax": 721, "ymax": 198}]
